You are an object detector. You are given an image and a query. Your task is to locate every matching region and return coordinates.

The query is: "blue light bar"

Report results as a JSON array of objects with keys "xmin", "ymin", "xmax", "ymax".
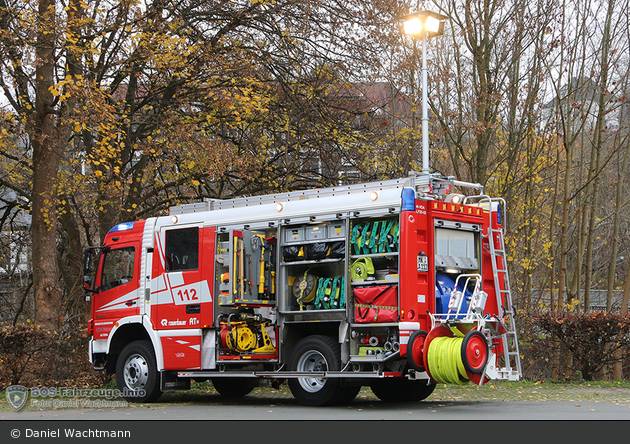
[
  {"xmin": 401, "ymin": 187, "xmax": 416, "ymax": 212},
  {"xmin": 108, "ymin": 222, "xmax": 135, "ymax": 233}
]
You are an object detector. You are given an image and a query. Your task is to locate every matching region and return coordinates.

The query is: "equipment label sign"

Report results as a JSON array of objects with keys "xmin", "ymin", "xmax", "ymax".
[{"xmin": 417, "ymin": 255, "xmax": 428, "ymax": 272}]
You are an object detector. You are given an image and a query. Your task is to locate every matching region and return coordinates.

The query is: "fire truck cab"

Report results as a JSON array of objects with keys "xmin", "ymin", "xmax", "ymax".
[{"xmin": 84, "ymin": 173, "xmax": 521, "ymax": 406}]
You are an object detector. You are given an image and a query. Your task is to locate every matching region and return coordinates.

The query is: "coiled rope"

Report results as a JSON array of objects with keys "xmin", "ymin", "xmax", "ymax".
[{"xmin": 426, "ymin": 336, "xmax": 470, "ymax": 385}]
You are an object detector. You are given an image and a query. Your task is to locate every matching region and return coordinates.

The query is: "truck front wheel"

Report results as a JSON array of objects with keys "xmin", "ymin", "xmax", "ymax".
[
  {"xmin": 288, "ymin": 335, "xmax": 357, "ymax": 406},
  {"xmin": 116, "ymin": 340, "xmax": 162, "ymax": 403}
]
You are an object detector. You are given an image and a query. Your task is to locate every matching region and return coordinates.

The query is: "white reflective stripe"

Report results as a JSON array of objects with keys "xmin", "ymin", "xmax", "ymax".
[
  {"xmin": 155, "ymin": 232, "xmax": 166, "ymax": 269},
  {"xmin": 398, "ymin": 322, "xmax": 421, "ymax": 345},
  {"xmin": 398, "ymin": 322, "xmax": 420, "ymax": 331},
  {"xmin": 156, "ymin": 329, "xmax": 203, "ymax": 338},
  {"xmin": 166, "ymin": 272, "xmax": 185, "ymax": 287},
  {"xmin": 96, "ymin": 290, "xmax": 139, "ymax": 312},
  {"xmin": 150, "ymin": 278, "xmax": 212, "ymax": 305}
]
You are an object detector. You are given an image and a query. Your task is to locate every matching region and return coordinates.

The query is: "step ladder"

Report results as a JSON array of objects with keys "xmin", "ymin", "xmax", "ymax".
[{"xmin": 484, "ymin": 200, "xmax": 522, "ymax": 381}]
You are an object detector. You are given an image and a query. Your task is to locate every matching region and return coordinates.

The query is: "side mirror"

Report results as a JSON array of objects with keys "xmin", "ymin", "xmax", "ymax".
[{"xmin": 83, "ymin": 247, "xmax": 104, "ymax": 302}]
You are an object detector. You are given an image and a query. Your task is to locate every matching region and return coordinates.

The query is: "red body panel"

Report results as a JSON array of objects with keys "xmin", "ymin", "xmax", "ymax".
[
  {"xmin": 151, "ymin": 226, "xmax": 216, "ymax": 330},
  {"xmin": 91, "ymin": 221, "xmax": 146, "ymax": 340},
  {"xmin": 399, "ymin": 199, "xmax": 494, "ymax": 344},
  {"xmin": 399, "ymin": 201, "xmax": 433, "ymax": 332},
  {"xmin": 160, "ymin": 335, "xmax": 202, "ymax": 370}
]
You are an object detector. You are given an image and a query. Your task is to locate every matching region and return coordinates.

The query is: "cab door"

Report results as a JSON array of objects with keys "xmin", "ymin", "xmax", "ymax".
[
  {"xmin": 92, "ymin": 242, "xmax": 141, "ymax": 340},
  {"xmin": 152, "ymin": 224, "xmax": 214, "ymax": 330}
]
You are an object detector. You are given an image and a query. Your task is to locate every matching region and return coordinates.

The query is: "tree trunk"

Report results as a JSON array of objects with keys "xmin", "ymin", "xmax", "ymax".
[
  {"xmin": 31, "ymin": 0, "xmax": 62, "ymax": 331},
  {"xmin": 588, "ymin": 0, "xmax": 614, "ymax": 313},
  {"xmin": 622, "ymin": 258, "xmax": 630, "ymax": 314}
]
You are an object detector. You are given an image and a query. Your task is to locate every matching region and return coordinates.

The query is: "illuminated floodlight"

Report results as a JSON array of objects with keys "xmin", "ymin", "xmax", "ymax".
[
  {"xmin": 402, "ymin": 10, "xmax": 447, "ymax": 38},
  {"xmin": 403, "ymin": 17, "xmax": 423, "ymax": 35}
]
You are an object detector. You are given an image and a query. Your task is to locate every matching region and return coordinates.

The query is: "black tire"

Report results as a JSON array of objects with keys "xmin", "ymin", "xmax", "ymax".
[
  {"xmin": 116, "ymin": 340, "xmax": 162, "ymax": 403},
  {"xmin": 211, "ymin": 378, "xmax": 256, "ymax": 398},
  {"xmin": 335, "ymin": 385, "xmax": 361, "ymax": 405},
  {"xmin": 407, "ymin": 330, "xmax": 428, "ymax": 372},
  {"xmin": 288, "ymin": 335, "xmax": 350, "ymax": 406},
  {"xmin": 370, "ymin": 377, "xmax": 436, "ymax": 402}
]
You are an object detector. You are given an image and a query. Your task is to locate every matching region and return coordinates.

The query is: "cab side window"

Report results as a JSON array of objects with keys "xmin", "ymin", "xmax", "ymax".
[
  {"xmin": 165, "ymin": 227, "xmax": 199, "ymax": 272},
  {"xmin": 100, "ymin": 247, "xmax": 135, "ymax": 291}
]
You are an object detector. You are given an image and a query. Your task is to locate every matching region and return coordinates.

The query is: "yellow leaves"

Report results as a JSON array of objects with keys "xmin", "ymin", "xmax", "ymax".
[
  {"xmin": 562, "ymin": 298, "xmax": 580, "ymax": 313},
  {"xmin": 520, "ymin": 257, "xmax": 533, "ymax": 270}
]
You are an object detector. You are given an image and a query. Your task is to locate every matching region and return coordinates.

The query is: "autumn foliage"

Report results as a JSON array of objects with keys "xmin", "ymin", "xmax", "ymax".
[
  {"xmin": 0, "ymin": 323, "xmax": 104, "ymax": 387},
  {"xmin": 519, "ymin": 311, "xmax": 630, "ymax": 381}
]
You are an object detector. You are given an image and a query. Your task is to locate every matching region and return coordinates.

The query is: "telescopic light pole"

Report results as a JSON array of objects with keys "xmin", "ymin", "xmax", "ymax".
[{"xmin": 403, "ymin": 11, "xmax": 448, "ymax": 175}]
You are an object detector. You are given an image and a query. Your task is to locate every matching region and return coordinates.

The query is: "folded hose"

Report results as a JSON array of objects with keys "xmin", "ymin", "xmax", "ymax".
[{"xmin": 426, "ymin": 336, "xmax": 469, "ymax": 385}]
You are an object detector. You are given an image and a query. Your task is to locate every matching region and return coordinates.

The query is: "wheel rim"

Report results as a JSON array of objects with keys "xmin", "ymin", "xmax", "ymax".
[
  {"xmin": 296, "ymin": 350, "xmax": 328, "ymax": 393},
  {"xmin": 463, "ymin": 332, "xmax": 488, "ymax": 373},
  {"xmin": 123, "ymin": 353, "xmax": 149, "ymax": 390},
  {"xmin": 410, "ymin": 332, "xmax": 427, "ymax": 370}
]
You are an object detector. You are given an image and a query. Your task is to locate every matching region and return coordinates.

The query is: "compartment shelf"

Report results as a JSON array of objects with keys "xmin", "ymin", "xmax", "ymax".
[
  {"xmin": 281, "ymin": 258, "xmax": 344, "ymax": 266},
  {"xmin": 350, "ymin": 278, "xmax": 399, "ymax": 286},
  {"xmin": 350, "ymin": 252, "xmax": 398, "ymax": 259},
  {"xmin": 281, "ymin": 309, "xmax": 347, "ymax": 323}
]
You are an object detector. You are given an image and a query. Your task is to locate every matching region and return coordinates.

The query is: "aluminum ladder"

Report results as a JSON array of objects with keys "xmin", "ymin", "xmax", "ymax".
[{"xmin": 485, "ymin": 202, "xmax": 522, "ymax": 381}]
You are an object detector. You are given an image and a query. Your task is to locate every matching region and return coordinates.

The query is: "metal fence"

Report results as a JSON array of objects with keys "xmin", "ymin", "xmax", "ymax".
[{"xmin": 527, "ymin": 289, "xmax": 627, "ymax": 312}]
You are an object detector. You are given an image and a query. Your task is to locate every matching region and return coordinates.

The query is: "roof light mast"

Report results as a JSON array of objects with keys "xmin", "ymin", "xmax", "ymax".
[{"xmin": 403, "ymin": 10, "xmax": 448, "ymax": 175}]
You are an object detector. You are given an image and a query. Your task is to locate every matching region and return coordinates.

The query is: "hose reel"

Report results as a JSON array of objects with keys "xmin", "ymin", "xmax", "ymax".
[
  {"xmin": 219, "ymin": 312, "xmax": 277, "ymax": 355},
  {"xmin": 223, "ymin": 323, "xmax": 257, "ymax": 352},
  {"xmin": 292, "ymin": 270, "xmax": 318, "ymax": 310},
  {"xmin": 418, "ymin": 325, "xmax": 489, "ymax": 385}
]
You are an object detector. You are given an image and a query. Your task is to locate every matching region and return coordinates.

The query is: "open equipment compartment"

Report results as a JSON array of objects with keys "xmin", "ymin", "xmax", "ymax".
[{"xmin": 278, "ymin": 219, "xmax": 348, "ymax": 313}]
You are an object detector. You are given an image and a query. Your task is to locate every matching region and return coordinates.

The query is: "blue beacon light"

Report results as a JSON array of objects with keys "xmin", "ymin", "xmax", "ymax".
[{"xmin": 401, "ymin": 187, "xmax": 416, "ymax": 212}]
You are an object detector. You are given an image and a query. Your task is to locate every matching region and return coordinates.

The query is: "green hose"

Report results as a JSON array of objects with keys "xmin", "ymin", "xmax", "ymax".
[{"xmin": 426, "ymin": 336, "xmax": 470, "ymax": 385}]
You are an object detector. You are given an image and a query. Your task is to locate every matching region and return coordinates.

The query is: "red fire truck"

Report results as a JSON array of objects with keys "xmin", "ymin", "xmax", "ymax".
[{"xmin": 83, "ymin": 173, "xmax": 521, "ymax": 406}]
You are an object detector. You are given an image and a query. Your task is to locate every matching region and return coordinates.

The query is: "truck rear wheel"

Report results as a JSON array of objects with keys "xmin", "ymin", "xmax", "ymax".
[
  {"xmin": 288, "ymin": 335, "xmax": 356, "ymax": 406},
  {"xmin": 116, "ymin": 340, "xmax": 162, "ymax": 403},
  {"xmin": 370, "ymin": 377, "xmax": 435, "ymax": 402},
  {"xmin": 211, "ymin": 378, "xmax": 256, "ymax": 398}
]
